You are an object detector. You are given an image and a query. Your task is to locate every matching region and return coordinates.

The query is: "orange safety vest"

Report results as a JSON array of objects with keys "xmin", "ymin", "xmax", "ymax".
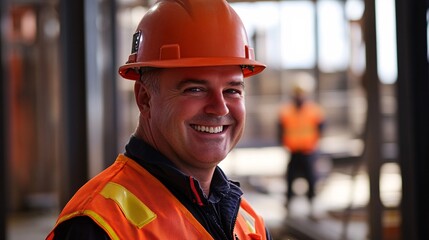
[
  {"xmin": 279, "ymin": 101, "xmax": 323, "ymax": 153},
  {"xmin": 46, "ymin": 155, "xmax": 267, "ymax": 240}
]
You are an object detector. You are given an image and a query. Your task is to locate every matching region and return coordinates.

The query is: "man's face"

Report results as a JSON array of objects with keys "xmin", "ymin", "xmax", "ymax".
[{"xmin": 147, "ymin": 66, "xmax": 245, "ymax": 171}]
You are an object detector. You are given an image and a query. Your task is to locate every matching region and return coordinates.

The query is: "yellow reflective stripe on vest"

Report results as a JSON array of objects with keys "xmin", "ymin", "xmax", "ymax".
[
  {"xmin": 56, "ymin": 210, "xmax": 120, "ymax": 240},
  {"xmin": 239, "ymin": 207, "xmax": 256, "ymax": 234},
  {"xmin": 84, "ymin": 210, "xmax": 120, "ymax": 240},
  {"xmin": 100, "ymin": 182, "xmax": 157, "ymax": 228}
]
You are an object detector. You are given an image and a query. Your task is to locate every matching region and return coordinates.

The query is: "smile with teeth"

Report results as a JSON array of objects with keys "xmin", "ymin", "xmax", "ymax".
[{"xmin": 192, "ymin": 125, "xmax": 224, "ymax": 134}]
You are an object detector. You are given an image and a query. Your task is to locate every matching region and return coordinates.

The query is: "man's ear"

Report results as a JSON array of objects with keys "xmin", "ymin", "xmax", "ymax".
[{"xmin": 134, "ymin": 81, "xmax": 151, "ymax": 118}]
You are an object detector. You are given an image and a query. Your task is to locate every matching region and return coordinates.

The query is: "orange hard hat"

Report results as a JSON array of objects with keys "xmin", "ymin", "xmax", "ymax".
[{"xmin": 118, "ymin": 0, "xmax": 266, "ymax": 80}]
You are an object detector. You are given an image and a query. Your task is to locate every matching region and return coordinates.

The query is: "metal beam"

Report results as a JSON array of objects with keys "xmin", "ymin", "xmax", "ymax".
[
  {"xmin": 102, "ymin": 0, "xmax": 119, "ymax": 167},
  {"xmin": 0, "ymin": 0, "xmax": 8, "ymax": 237},
  {"xmin": 362, "ymin": 0, "xmax": 383, "ymax": 239},
  {"xmin": 396, "ymin": 0, "xmax": 429, "ymax": 239},
  {"xmin": 58, "ymin": 0, "xmax": 89, "ymax": 207}
]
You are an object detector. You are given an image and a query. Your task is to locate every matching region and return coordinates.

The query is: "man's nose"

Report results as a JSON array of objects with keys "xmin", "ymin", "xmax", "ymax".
[{"xmin": 204, "ymin": 92, "xmax": 229, "ymax": 116}]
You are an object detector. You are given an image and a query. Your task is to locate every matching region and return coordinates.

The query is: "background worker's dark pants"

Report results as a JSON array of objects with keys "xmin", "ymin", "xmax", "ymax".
[{"xmin": 285, "ymin": 151, "xmax": 317, "ymax": 203}]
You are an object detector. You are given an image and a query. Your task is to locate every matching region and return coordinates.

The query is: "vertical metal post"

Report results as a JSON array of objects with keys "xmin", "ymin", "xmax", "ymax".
[
  {"xmin": 0, "ymin": 0, "xmax": 8, "ymax": 237},
  {"xmin": 312, "ymin": 0, "xmax": 320, "ymax": 99},
  {"xmin": 362, "ymin": 0, "xmax": 383, "ymax": 239},
  {"xmin": 396, "ymin": 0, "xmax": 429, "ymax": 239},
  {"xmin": 102, "ymin": 0, "xmax": 118, "ymax": 167},
  {"xmin": 59, "ymin": 0, "xmax": 88, "ymax": 207}
]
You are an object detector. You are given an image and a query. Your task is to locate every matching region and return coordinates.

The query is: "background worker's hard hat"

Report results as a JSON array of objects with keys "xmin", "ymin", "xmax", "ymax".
[
  {"xmin": 118, "ymin": 0, "xmax": 266, "ymax": 80},
  {"xmin": 290, "ymin": 72, "xmax": 316, "ymax": 96}
]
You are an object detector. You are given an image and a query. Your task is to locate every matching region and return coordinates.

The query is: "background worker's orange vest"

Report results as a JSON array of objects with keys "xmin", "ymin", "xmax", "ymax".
[
  {"xmin": 280, "ymin": 101, "xmax": 324, "ymax": 153},
  {"xmin": 46, "ymin": 155, "xmax": 267, "ymax": 240}
]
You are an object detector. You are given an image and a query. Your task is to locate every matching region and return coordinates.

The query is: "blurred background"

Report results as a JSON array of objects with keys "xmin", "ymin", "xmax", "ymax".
[{"xmin": 0, "ymin": 0, "xmax": 428, "ymax": 239}]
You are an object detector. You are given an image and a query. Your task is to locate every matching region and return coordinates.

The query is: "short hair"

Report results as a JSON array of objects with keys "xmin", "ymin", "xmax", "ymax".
[{"xmin": 138, "ymin": 67, "xmax": 161, "ymax": 94}]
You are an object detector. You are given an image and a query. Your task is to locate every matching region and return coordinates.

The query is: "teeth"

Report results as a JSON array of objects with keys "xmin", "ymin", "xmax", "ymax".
[{"xmin": 193, "ymin": 125, "xmax": 223, "ymax": 133}]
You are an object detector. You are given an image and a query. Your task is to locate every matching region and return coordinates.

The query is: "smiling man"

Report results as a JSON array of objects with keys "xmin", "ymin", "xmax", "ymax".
[{"xmin": 47, "ymin": 0, "xmax": 270, "ymax": 239}]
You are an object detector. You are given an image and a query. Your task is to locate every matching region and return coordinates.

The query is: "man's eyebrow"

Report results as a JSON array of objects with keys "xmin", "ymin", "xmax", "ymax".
[
  {"xmin": 176, "ymin": 79, "xmax": 207, "ymax": 89},
  {"xmin": 229, "ymin": 80, "xmax": 245, "ymax": 88},
  {"xmin": 175, "ymin": 78, "xmax": 244, "ymax": 89}
]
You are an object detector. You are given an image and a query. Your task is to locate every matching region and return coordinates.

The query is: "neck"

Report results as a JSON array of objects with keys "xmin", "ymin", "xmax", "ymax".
[{"xmin": 182, "ymin": 167, "xmax": 215, "ymax": 196}]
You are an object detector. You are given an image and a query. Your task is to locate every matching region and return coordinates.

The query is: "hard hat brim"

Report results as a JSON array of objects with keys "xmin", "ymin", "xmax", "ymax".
[{"xmin": 118, "ymin": 57, "xmax": 266, "ymax": 80}]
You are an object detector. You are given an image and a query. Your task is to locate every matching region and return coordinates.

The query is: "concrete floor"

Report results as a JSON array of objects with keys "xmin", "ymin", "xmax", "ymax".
[{"xmin": 8, "ymin": 211, "xmax": 56, "ymax": 240}]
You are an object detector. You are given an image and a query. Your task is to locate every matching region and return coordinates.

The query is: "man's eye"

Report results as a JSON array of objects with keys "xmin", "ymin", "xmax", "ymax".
[
  {"xmin": 184, "ymin": 87, "xmax": 204, "ymax": 93},
  {"xmin": 225, "ymin": 89, "xmax": 242, "ymax": 95}
]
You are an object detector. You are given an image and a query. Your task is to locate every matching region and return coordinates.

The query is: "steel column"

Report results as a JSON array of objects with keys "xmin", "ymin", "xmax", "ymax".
[
  {"xmin": 59, "ymin": 0, "xmax": 89, "ymax": 207},
  {"xmin": 362, "ymin": 0, "xmax": 383, "ymax": 238},
  {"xmin": 0, "ymin": 0, "xmax": 8, "ymax": 237},
  {"xmin": 396, "ymin": 0, "xmax": 429, "ymax": 239}
]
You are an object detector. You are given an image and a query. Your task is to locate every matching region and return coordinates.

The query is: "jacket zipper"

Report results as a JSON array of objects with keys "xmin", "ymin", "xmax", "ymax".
[
  {"xmin": 204, "ymin": 203, "xmax": 230, "ymax": 240},
  {"xmin": 231, "ymin": 198, "xmax": 241, "ymax": 240}
]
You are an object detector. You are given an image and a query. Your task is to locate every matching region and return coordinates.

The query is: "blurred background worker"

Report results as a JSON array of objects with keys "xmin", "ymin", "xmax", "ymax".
[{"xmin": 278, "ymin": 74, "xmax": 325, "ymax": 217}]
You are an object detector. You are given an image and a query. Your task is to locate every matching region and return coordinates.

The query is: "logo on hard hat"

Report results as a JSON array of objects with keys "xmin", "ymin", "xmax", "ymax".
[{"xmin": 131, "ymin": 31, "xmax": 141, "ymax": 54}]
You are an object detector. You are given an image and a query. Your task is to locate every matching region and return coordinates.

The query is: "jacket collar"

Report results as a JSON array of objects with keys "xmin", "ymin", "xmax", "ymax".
[{"xmin": 124, "ymin": 136, "xmax": 243, "ymax": 206}]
